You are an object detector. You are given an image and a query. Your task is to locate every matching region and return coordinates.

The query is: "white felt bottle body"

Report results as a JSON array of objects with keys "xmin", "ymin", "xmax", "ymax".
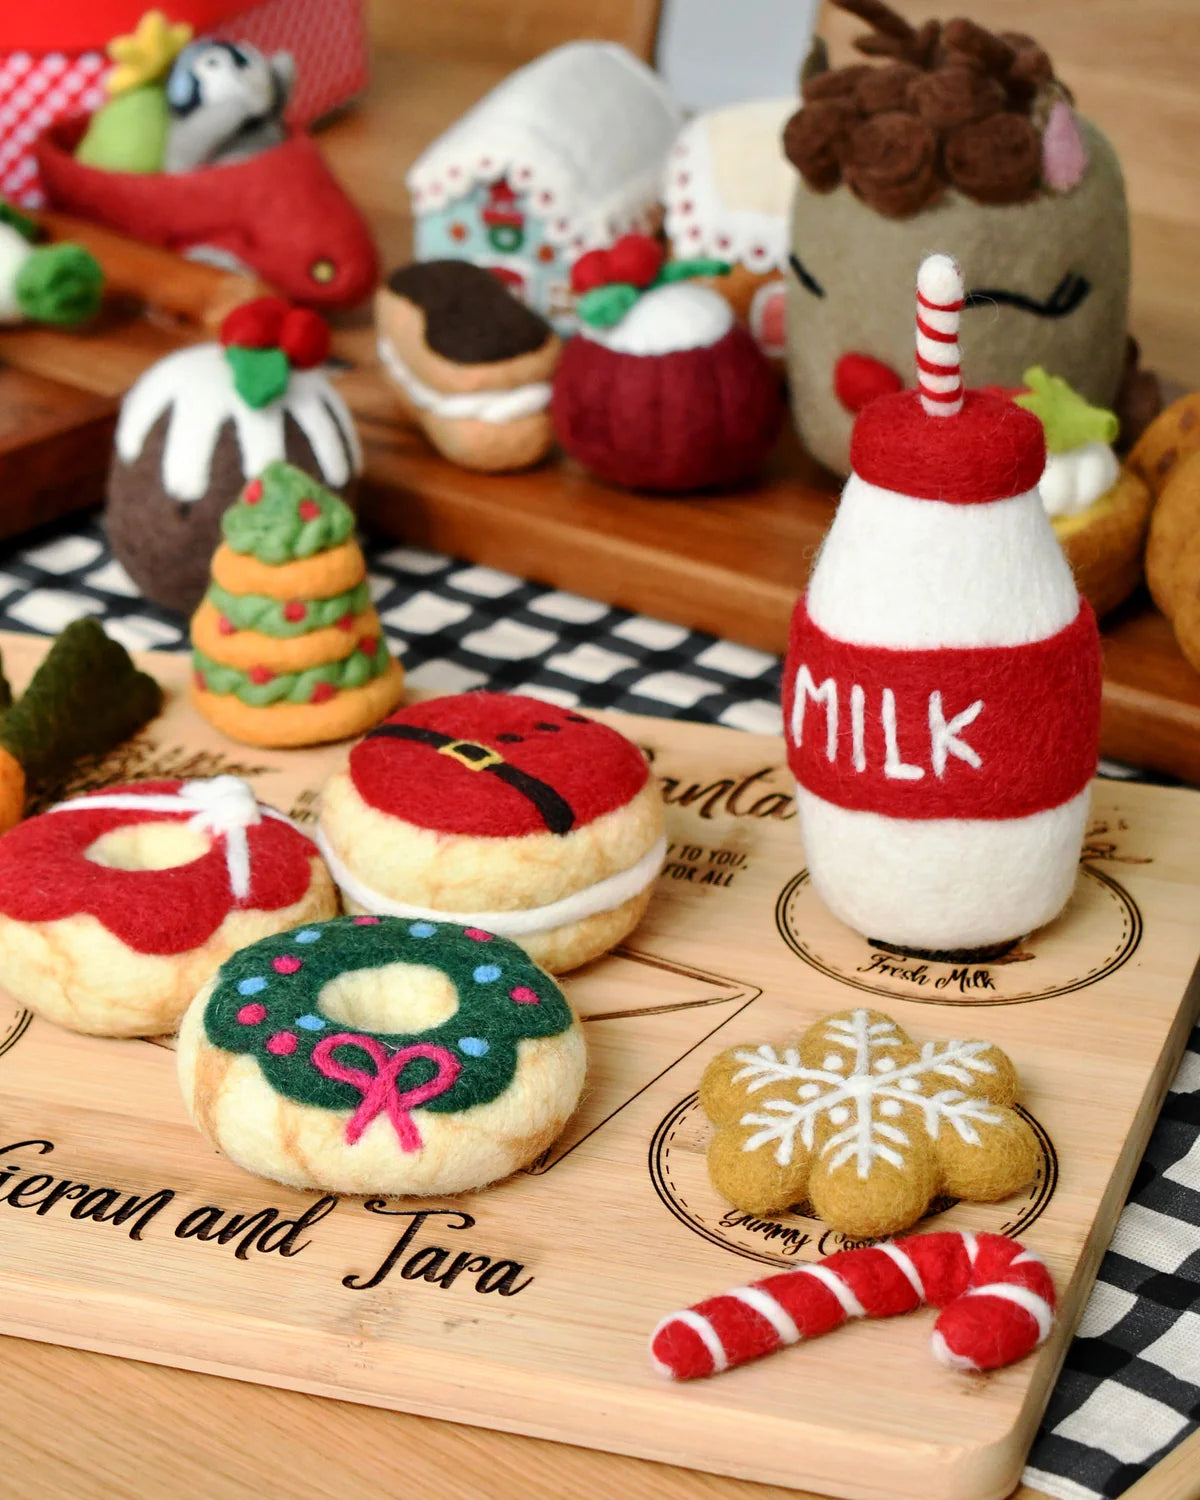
[{"xmin": 797, "ymin": 474, "xmax": 1089, "ymax": 950}]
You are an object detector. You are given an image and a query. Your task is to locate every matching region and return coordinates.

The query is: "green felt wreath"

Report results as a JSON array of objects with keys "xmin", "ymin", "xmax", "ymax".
[{"xmin": 204, "ymin": 915, "xmax": 575, "ymax": 1118}]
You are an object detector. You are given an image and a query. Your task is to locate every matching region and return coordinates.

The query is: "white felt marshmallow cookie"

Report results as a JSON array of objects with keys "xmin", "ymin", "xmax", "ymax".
[
  {"xmin": 317, "ymin": 693, "xmax": 666, "ymax": 973},
  {"xmin": 784, "ymin": 255, "xmax": 1103, "ymax": 957},
  {"xmin": 0, "ymin": 778, "xmax": 337, "ymax": 1036}
]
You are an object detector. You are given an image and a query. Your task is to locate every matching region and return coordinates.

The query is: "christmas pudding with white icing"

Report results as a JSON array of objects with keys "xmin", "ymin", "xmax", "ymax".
[
  {"xmin": 551, "ymin": 235, "xmax": 782, "ymax": 492},
  {"xmin": 783, "ymin": 253, "xmax": 1102, "ymax": 959},
  {"xmin": 177, "ymin": 914, "xmax": 586, "ymax": 1196},
  {"xmin": 0, "ymin": 777, "xmax": 337, "ymax": 1037},
  {"xmin": 317, "ymin": 693, "xmax": 666, "ymax": 973},
  {"xmin": 107, "ymin": 296, "xmax": 361, "ymax": 616}
]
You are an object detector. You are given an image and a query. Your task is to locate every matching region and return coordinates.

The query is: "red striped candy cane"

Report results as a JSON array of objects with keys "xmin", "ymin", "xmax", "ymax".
[
  {"xmin": 650, "ymin": 1231, "xmax": 1055, "ymax": 1380},
  {"xmin": 916, "ymin": 253, "xmax": 964, "ymax": 417}
]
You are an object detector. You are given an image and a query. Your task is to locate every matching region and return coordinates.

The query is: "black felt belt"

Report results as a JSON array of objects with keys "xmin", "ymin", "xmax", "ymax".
[{"xmin": 365, "ymin": 723, "xmax": 576, "ymax": 835}]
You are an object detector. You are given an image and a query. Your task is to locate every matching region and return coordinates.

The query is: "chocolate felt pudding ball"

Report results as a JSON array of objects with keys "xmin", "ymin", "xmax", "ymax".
[
  {"xmin": 783, "ymin": 5, "xmax": 1134, "ymax": 477},
  {"xmin": 107, "ymin": 299, "xmax": 361, "ymax": 616}
]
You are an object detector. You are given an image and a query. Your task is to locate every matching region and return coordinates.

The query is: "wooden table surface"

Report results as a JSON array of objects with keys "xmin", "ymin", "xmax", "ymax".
[{"xmin": 6, "ymin": 2, "xmax": 1198, "ymax": 1496}]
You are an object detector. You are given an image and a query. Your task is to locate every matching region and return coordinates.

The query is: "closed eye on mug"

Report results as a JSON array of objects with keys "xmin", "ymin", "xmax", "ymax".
[
  {"xmin": 964, "ymin": 272, "xmax": 1091, "ymax": 319},
  {"xmin": 788, "ymin": 251, "xmax": 825, "ymax": 299}
]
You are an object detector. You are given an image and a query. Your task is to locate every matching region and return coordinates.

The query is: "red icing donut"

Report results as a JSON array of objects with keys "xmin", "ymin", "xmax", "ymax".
[
  {"xmin": 0, "ymin": 780, "xmax": 319, "ymax": 955},
  {"xmin": 349, "ymin": 694, "xmax": 650, "ymax": 838}
]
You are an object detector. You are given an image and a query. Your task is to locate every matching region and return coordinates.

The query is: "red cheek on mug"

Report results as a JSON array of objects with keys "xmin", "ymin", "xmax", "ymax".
[{"xmin": 834, "ymin": 352, "xmax": 904, "ymax": 414}]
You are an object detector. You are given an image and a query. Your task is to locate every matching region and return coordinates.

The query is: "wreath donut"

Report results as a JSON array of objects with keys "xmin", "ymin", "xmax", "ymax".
[
  {"xmin": 0, "ymin": 777, "xmax": 338, "ymax": 1037},
  {"xmin": 177, "ymin": 914, "xmax": 586, "ymax": 1196}
]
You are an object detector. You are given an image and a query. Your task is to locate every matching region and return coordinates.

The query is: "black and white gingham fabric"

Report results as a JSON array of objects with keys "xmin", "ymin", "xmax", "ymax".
[{"xmin": 0, "ymin": 511, "xmax": 1197, "ymax": 1500}]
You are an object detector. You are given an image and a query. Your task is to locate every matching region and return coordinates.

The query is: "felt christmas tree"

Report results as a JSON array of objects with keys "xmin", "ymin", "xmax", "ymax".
[
  {"xmin": 75, "ymin": 9, "xmax": 192, "ymax": 173},
  {"xmin": 782, "ymin": 253, "xmax": 1102, "ymax": 959},
  {"xmin": 190, "ymin": 460, "xmax": 403, "ymax": 748}
]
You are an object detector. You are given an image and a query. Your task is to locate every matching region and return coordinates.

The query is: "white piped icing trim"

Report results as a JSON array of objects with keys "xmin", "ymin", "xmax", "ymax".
[
  {"xmin": 1040, "ymin": 441, "xmax": 1119, "ymax": 517},
  {"xmin": 586, "ymin": 282, "xmax": 733, "ymax": 356},
  {"xmin": 315, "ymin": 826, "xmax": 666, "ymax": 938},
  {"xmin": 115, "ymin": 343, "xmax": 362, "ymax": 503},
  {"xmin": 407, "ymin": 42, "xmax": 683, "ymax": 254},
  {"xmin": 377, "ymin": 334, "xmax": 551, "ymax": 425},
  {"xmin": 663, "ymin": 99, "xmax": 794, "ymax": 272}
]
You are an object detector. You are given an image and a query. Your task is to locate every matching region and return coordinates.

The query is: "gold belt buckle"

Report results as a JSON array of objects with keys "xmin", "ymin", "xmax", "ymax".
[{"xmin": 438, "ymin": 739, "xmax": 503, "ymax": 771}]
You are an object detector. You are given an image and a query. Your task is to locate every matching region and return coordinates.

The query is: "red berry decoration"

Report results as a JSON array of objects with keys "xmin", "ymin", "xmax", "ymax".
[
  {"xmin": 336, "ymin": 612, "xmax": 355, "ymax": 632},
  {"xmin": 310, "ymin": 681, "xmax": 336, "ymax": 704},
  {"xmin": 359, "ymin": 636, "xmax": 378, "ymax": 657},
  {"xmin": 279, "ymin": 307, "xmax": 331, "ymax": 370},
  {"xmin": 607, "ymin": 234, "xmax": 664, "ymax": 288},
  {"xmin": 220, "ymin": 296, "xmax": 289, "ymax": 350},
  {"xmin": 243, "ymin": 479, "xmax": 264, "ymax": 504},
  {"xmin": 571, "ymin": 248, "xmax": 612, "ymax": 294},
  {"xmin": 283, "ymin": 601, "xmax": 307, "ymax": 623},
  {"xmin": 193, "ymin": 670, "xmax": 207, "ymax": 692},
  {"xmin": 248, "ymin": 665, "xmax": 274, "ymax": 685},
  {"xmin": 297, "ymin": 499, "xmax": 322, "ymax": 521},
  {"xmin": 218, "ymin": 616, "xmax": 235, "ymax": 636}
]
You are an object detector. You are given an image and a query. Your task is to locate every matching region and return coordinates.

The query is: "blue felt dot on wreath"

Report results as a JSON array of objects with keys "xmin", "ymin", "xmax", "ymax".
[
  {"xmin": 294, "ymin": 929, "xmax": 322, "ymax": 944},
  {"xmin": 237, "ymin": 976, "xmax": 268, "ymax": 996},
  {"xmin": 295, "ymin": 1014, "xmax": 327, "ymax": 1031},
  {"xmin": 409, "ymin": 922, "xmax": 437, "ymax": 938},
  {"xmin": 473, "ymin": 964, "xmax": 502, "ymax": 983},
  {"xmin": 458, "ymin": 1037, "xmax": 489, "ymax": 1057}
]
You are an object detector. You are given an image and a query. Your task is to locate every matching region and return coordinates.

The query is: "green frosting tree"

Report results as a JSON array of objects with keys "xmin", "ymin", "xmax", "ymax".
[{"xmin": 1015, "ymin": 366, "xmax": 1120, "ymax": 454}]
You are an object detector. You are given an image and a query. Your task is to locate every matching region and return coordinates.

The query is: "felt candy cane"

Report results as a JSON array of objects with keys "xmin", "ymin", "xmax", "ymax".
[{"xmin": 650, "ymin": 1231, "xmax": 1055, "ymax": 1380}]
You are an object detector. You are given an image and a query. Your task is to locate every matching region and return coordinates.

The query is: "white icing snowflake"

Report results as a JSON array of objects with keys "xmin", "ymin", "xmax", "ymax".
[{"xmin": 731, "ymin": 1009, "xmax": 1006, "ymax": 1179}]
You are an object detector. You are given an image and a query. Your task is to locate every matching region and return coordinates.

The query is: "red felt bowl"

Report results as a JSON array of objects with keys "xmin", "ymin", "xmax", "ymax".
[{"xmin": 35, "ymin": 116, "xmax": 379, "ymax": 310}]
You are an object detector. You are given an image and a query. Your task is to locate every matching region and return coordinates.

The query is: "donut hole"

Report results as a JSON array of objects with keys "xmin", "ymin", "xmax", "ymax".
[
  {"xmin": 318, "ymin": 962, "xmax": 460, "ymax": 1032},
  {"xmin": 85, "ymin": 823, "xmax": 212, "ymax": 872}
]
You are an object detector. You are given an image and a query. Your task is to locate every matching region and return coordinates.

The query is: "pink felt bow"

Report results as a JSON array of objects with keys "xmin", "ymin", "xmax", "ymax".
[{"xmin": 311, "ymin": 1034, "xmax": 461, "ymax": 1150}]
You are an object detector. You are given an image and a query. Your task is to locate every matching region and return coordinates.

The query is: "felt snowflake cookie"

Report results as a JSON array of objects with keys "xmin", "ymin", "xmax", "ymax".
[{"xmin": 700, "ymin": 1007, "xmax": 1038, "ymax": 1238}]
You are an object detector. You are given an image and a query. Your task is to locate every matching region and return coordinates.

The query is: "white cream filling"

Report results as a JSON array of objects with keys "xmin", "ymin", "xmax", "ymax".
[
  {"xmin": 377, "ymin": 334, "xmax": 551, "ymax": 425},
  {"xmin": 315, "ymin": 824, "xmax": 666, "ymax": 938},
  {"xmin": 1040, "ymin": 441, "xmax": 1119, "ymax": 518}
]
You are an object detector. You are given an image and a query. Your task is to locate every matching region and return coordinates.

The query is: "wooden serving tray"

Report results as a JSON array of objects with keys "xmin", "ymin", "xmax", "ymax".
[{"xmin": 0, "ymin": 634, "xmax": 1195, "ymax": 1500}]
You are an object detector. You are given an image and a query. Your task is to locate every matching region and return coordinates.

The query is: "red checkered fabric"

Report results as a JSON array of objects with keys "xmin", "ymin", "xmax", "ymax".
[{"xmin": 0, "ymin": 0, "xmax": 367, "ymax": 207}]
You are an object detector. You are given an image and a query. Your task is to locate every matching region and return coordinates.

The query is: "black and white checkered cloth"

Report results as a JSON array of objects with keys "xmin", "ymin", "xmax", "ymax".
[{"xmin": 0, "ymin": 511, "xmax": 1196, "ymax": 1500}]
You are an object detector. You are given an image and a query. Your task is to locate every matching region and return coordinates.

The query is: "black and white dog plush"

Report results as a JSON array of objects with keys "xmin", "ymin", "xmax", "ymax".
[{"xmin": 164, "ymin": 40, "xmax": 295, "ymax": 173}]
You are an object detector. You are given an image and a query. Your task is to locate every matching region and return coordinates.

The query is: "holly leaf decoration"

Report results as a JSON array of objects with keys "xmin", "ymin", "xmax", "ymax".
[
  {"xmin": 576, "ymin": 283, "xmax": 641, "ymax": 329},
  {"xmin": 225, "ymin": 345, "xmax": 291, "ymax": 409},
  {"xmin": 1015, "ymin": 365, "xmax": 1118, "ymax": 453}
]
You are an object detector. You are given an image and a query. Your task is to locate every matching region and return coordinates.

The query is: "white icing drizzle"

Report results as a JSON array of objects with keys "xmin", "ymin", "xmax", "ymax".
[
  {"xmin": 377, "ymin": 334, "xmax": 552, "ymax": 424},
  {"xmin": 115, "ymin": 343, "xmax": 361, "ymax": 503},
  {"xmin": 315, "ymin": 825, "xmax": 666, "ymax": 938}
]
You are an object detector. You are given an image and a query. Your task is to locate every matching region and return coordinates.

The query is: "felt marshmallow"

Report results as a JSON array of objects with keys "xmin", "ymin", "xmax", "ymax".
[{"xmin": 782, "ymin": 253, "xmax": 1102, "ymax": 955}]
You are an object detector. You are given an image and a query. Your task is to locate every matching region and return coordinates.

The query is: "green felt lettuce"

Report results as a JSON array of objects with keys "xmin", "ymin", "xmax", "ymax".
[
  {"xmin": 1016, "ymin": 366, "xmax": 1119, "ymax": 453},
  {"xmin": 15, "ymin": 244, "xmax": 104, "ymax": 327},
  {"xmin": 0, "ymin": 618, "xmax": 162, "ymax": 788}
]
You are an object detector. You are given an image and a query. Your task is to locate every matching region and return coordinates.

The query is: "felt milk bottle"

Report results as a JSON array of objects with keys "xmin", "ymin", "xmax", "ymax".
[{"xmin": 783, "ymin": 253, "xmax": 1102, "ymax": 957}]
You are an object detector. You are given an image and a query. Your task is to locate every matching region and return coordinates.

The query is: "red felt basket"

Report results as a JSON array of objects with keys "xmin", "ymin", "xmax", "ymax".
[{"xmin": 0, "ymin": 0, "xmax": 367, "ymax": 205}]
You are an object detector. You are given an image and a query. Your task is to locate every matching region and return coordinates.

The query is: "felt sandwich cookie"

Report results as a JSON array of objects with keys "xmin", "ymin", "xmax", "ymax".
[
  {"xmin": 700, "ymin": 1007, "xmax": 1039, "ymax": 1239},
  {"xmin": 177, "ymin": 915, "xmax": 586, "ymax": 1195},
  {"xmin": 377, "ymin": 260, "xmax": 560, "ymax": 472},
  {"xmin": 191, "ymin": 460, "xmax": 403, "ymax": 747},
  {"xmin": 107, "ymin": 296, "xmax": 361, "ymax": 616},
  {"xmin": 317, "ymin": 693, "xmax": 666, "ymax": 972},
  {"xmin": 783, "ymin": 254, "xmax": 1102, "ymax": 956},
  {"xmin": 0, "ymin": 777, "xmax": 337, "ymax": 1037}
]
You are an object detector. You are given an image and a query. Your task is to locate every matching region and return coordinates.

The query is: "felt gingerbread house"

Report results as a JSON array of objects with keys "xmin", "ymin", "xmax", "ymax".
[
  {"xmin": 663, "ymin": 98, "xmax": 796, "ymax": 361},
  {"xmin": 408, "ymin": 42, "xmax": 683, "ymax": 330}
]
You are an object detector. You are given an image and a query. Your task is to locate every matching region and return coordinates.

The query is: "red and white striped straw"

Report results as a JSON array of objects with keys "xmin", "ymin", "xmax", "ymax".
[{"xmin": 916, "ymin": 253, "xmax": 964, "ymax": 417}]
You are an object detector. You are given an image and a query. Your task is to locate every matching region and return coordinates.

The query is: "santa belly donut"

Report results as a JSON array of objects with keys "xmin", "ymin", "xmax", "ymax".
[
  {"xmin": 176, "ymin": 914, "xmax": 586, "ymax": 1195},
  {"xmin": 0, "ymin": 778, "xmax": 337, "ymax": 1036},
  {"xmin": 317, "ymin": 693, "xmax": 666, "ymax": 972}
]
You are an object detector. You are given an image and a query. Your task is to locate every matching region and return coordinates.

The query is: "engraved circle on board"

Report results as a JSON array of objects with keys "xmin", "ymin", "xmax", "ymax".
[
  {"xmin": 649, "ymin": 1090, "xmax": 1057, "ymax": 1269},
  {"xmin": 775, "ymin": 864, "xmax": 1142, "ymax": 1005},
  {"xmin": 0, "ymin": 996, "xmax": 32, "ymax": 1060}
]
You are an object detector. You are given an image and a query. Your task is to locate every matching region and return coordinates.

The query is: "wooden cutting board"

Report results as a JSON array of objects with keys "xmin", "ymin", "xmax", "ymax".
[{"xmin": 0, "ymin": 634, "xmax": 1195, "ymax": 1500}]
